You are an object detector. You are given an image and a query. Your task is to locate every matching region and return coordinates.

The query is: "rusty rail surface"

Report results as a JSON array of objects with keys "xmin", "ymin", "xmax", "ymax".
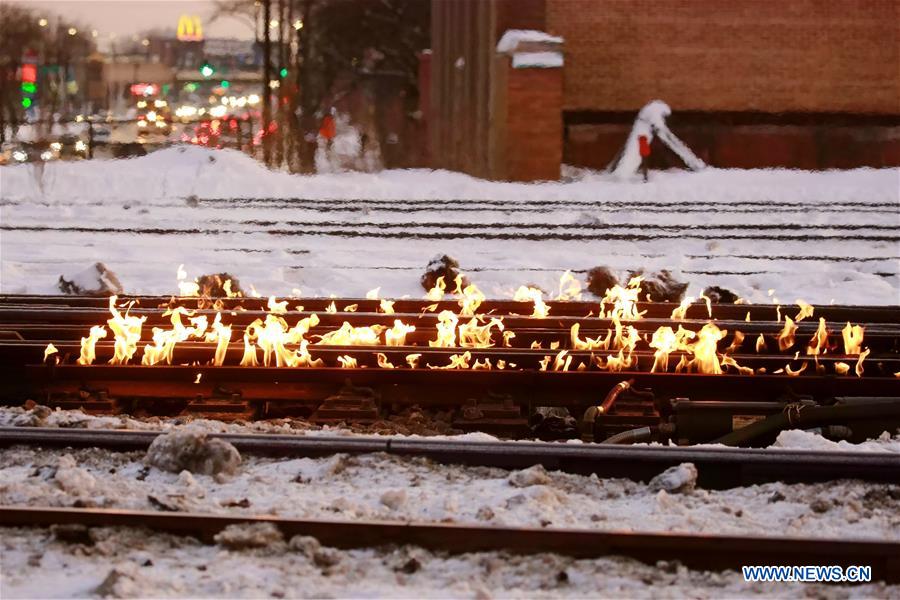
[
  {"xmin": 2, "ymin": 426, "xmax": 899, "ymax": 488},
  {"xmin": 1, "ymin": 506, "xmax": 897, "ymax": 583}
]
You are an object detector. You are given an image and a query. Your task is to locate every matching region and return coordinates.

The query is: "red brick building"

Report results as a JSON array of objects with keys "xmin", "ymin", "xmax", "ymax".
[{"xmin": 426, "ymin": 0, "xmax": 900, "ymax": 180}]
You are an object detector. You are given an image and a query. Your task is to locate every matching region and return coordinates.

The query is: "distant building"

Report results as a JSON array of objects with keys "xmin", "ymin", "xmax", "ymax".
[{"xmin": 425, "ymin": 0, "xmax": 900, "ymax": 180}]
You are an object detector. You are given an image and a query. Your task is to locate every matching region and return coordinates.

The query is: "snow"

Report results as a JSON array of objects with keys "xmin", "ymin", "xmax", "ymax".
[
  {"xmin": 512, "ymin": 51, "xmax": 564, "ymax": 69},
  {"xmin": 1, "ymin": 146, "xmax": 898, "ymax": 304},
  {"xmin": 496, "ymin": 29, "xmax": 564, "ymax": 53},
  {"xmin": 2, "ymin": 442, "xmax": 899, "ymax": 541},
  {"xmin": 611, "ymin": 100, "xmax": 706, "ymax": 177},
  {"xmin": 771, "ymin": 429, "xmax": 900, "ymax": 453},
  {"xmin": 4, "ymin": 527, "xmax": 895, "ymax": 599}
]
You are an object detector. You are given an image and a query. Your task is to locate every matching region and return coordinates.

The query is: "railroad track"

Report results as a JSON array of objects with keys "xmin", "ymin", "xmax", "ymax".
[
  {"xmin": 1, "ymin": 293, "xmax": 898, "ymax": 445},
  {"xmin": 3, "ymin": 426, "xmax": 899, "ymax": 488},
  {"xmin": 2, "ymin": 506, "xmax": 898, "ymax": 583}
]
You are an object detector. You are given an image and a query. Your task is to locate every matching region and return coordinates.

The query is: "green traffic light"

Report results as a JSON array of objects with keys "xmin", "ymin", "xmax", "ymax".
[
  {"xmin": 200, "ymin": 63, "xmax": 214, "ymax": 78},
  {"xmin": 221, "ymin": 80, "xmax": 230, "ymax": 88},
  {"xmin": 21, "ymin": 97, "xmax": 32, "ymax": 108},
  {"xmin": 21, "ymin": 82, "xmax": 37, "ymax": 94},
  {"xmin": 279, "ymin": 67, "xmax": 288, "ymax": 78}
]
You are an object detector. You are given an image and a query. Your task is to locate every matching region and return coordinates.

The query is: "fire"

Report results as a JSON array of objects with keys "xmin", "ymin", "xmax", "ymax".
[
  {"xmin": 325, "ymin": 301, "xmax": 337, "ymax": 313},
  {"xmin": 552, "ymin": 350, "xmax": 573, "ymax": 371},
  {"xmin": 600, "ymin": 278, "xmax": 646, "ymax": 321},
  {"xmin": 855, "ymin": 348, "xmax": 870, "ymax": 377},
  {"xmin": 785, "ymin": 361, "xmax": 808, "ymax": 377},
  {"xmin": 571, "ymin": 323, "xmax": 611, "ymax": 351},
  {"xmin": 777, "ymin": 316, "xmax": 798, "ymax": 351},
  {"xmin": 556, "ymin": 270, "xmax": 582, "ymax": 301},
  {"xmin": 459, "ymin": 317, "xmax": 504, "ymax": 348},
  {"xmin": 267, "ymin": 296, "xmax": 288, "ymax": 314},
  {"xmin": 503, "ymin": 330, "xmax": 516, "ymax": 347},
  {"xmin": 247, "ymin": 313, "xmax": 321, "ymax": 367},
  {"xmin": 405, "ymin": 353, "xmax": 422, "ymax": 369},
  {"xmin": 795, "ymin": 300, "xmax": 814, "ymax": 322},
  {"xmin": 107, "ymin": 296, "xmax": 146, "ymax": 365},
  {"xmin": 366, "ymin": 287, "xmax": 381, "ymax": 300},
  {"xmin": 176, "ymin": 264, "xmax": 200, "ymax": 297},
  {"xmin": 377, "ymin": 353, "xmax": 395, "ymax": 369},
  {"xmin": 424, "ymin": 276, "xmax": 446, "ymax": 301},
  {"xmin": 513, "ymin": 285, "xmax": 549, "ymax": 318},
  {"xmin": 649, "ymin": 326, "xmax": 677, "ymax": 373},
  {"xmin": 385, "ymin": 320, "xmax": 415, "ymax": 346},
  {"xmin": 806, "ymin": 317, "xmax": 829, "ymax": 356},
  {"xmin": 670, "ymin": 297, "xmax": 693, "ymax": 321},
  {"xmin": 842, "ymin": 323, "xmax": 864, "ymax": 355},
  {"xmin": 337, "ymin": 355, "xmax": 358, "ymax": 368},
  {"xmin": 682, "ymin": 322, "xmax": 727, "ymax": 375},
  {"xmin": 240, "ymin": 333, "xmax": 259, "ymax": 367},
  {"xmin": 458, "ymin": 283, "xmax": 485, "ymax": 317},
  {"xmin": 431, "ymin": 351, "xmax": 472, "ymax": 370},
  {"xmin": 78, "ymin": 325, "xmax": 107, "ymax": 365},
  {"xmin": 43, "ymin": 343, "xmax": 58, "ymax": 362},
  {"xmin": 379, "ymin": 299, "xmax": 395, "ymax": 314},
  {"xmin": 755, "ymin": 333, "xmax": 766, "ymax": 353},
  {"xmin": 429, "ymin": 310, "xmax": 458, "ymax": 347},
  {"xmin": 318, "ymin": 321, "xmax": 384, "ymax": 346},
  {"xmin": 699, "ymin": 294, "xmax": 712, "ymax": 318},
  {"xmin": 725, "ymin": 331, "xmax": 745, "ymax": 354},
  {"xmin": 343, "ymin": 304, "xmax": 358, "ymax": 312},
  {"xmin": 834, "ymin": 362, "xmax": 850, "ymax": 375}
]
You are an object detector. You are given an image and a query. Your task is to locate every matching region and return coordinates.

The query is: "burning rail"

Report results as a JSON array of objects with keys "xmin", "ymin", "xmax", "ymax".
[{"xmin": 1, "ymin": 275, "xmax": 898, "ymax": 445}]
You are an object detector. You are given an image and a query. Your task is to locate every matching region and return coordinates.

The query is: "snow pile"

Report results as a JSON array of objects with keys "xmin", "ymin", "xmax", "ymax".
[
  {"xmin": 772, "ymin": 429, "xmax": 900, "ymax": 453},
  {"xmin": 144, "ymin": 430, "xmax": 241, "ymax": 477}
]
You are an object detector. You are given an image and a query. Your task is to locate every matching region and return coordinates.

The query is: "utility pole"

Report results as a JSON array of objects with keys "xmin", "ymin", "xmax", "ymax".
[{"xmin": 261, "ymin": 0, "xmax": 273, "ymax": 166}]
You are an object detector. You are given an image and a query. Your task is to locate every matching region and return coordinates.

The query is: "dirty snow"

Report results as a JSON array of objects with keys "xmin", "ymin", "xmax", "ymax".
[
  {"xmin": 4, "ymin": 526, "xmax": 896, "ymax": 599},
  {"xmin": 1, "ymin": 146, "xmax": 897, "ymax": 304},
  {"xmin": 2, "ymin": 446, "xmax": 899, "ymax": 541},
  {"xmin": 3, "ymin": 405, "xmax": 900, "ymax": 452}
]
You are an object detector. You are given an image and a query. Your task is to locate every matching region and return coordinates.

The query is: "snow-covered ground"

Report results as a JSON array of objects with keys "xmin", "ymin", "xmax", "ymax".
[
  {"xmin": 2, "ymin": 146, "xmax": 898, "ymax": 304},
  {"xmin": 4, "ymin": 525, "xmax": 898, "ymax": 599},
  {"xmin": 4, "ymin": 526, "xmax": 895, "ymax": 599},
  {"xmin": 3, "ymin": 443, "xmax": 899, "ymax": 540}
]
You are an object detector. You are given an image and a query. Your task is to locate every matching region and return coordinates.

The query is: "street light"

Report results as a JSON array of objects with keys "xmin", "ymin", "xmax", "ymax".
[
  {"xmin": 68, "ymin": 27, "xmax": 77, "ymax": 36},
  {"xmin": 38, "ymin": 18, "xmax": 48, "ymax": 27}
]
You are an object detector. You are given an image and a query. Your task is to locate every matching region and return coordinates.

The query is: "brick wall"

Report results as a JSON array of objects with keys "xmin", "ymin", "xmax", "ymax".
[
  {"xmin": 546, "ymin": 0, "xmax": 900, "ymax": 114},
  {"xmin": 494, "ymin": 60, "xmax": 564, "ymax": 180}
]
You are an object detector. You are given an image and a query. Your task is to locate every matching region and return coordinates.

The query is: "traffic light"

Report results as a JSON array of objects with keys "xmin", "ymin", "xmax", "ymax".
[
  {"xmin": 220, "ymin": 80, "xmax": 230, "ymax": 88},
  {"xmin": 20, "ymin": 58, "xmax": 38, "ymax": 111},
  {"xmin": 279, "ymin": 67, "xmax": 288, "ymax": 78},
  {"xmin": 199, "ymin": 61, "xmax": 215, "ymax": 78}
]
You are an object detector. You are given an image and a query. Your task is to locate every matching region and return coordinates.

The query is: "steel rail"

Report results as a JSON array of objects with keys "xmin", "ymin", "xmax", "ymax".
[
  {"xmin": 1, "ymin": 506, "xmax": 897, "ymax": 582},
  {"xmin": 5, "ymin": 343, "xmax": 898, "ymax": 380},
  {"xmin": 2, "ymin": 427, "xmax": 899, "ymax": 488},
  {"xmin": 1, "ymin": 295, "xmax": 898, "ymax": 324}
]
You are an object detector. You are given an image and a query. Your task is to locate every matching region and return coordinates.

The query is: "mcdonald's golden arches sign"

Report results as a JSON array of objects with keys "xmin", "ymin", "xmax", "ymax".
[{"xmin": 177, "ymin": 15, "xmax": 203, "ymax": 42}]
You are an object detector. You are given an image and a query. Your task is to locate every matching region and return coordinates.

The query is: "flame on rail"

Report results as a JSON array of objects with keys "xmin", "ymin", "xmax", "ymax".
[{"xmin": 51, "ymin": 277, "xmax": 876, "ymax": 379}]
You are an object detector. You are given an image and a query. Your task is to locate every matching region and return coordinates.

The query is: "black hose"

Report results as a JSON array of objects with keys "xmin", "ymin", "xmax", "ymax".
[
  {"xmin": 713, "ymin": 401, "xmax": 900, "ymax": 447},
  {"xmin": 602, "ymin": 426, "xmax": 654, "ymax": 445}
]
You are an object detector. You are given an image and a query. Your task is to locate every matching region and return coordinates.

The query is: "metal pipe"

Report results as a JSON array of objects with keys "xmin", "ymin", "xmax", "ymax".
[
  {"xmin": 713, "ymin": 401, "xmax": 900, "ymax": 446},
  {"xmin": 602, "ymin": 425, "xmax": 653, "ymax": 445}
]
